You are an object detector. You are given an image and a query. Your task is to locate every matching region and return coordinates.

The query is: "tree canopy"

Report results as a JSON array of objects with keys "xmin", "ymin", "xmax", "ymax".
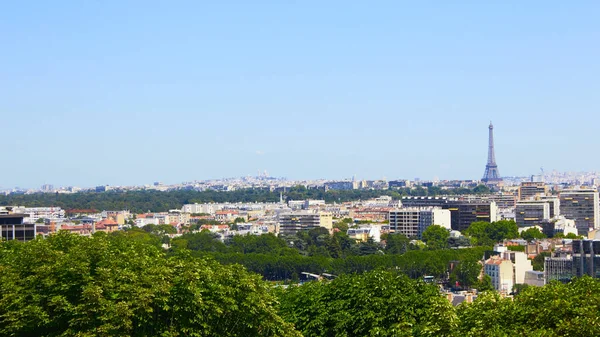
[
  {"xmin": 422, "ymin": 225, "xmax": 450, "ymax": 250},
  {"xmin": 464, "ymin": 220, "xmax": 519, "ymax": 246},
  {"xmin": 0, "ymin": 232, "xmax": 298, "ymax": 336}
]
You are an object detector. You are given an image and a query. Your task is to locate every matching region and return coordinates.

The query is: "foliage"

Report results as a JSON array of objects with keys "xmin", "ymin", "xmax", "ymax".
[
  {"xmin": 554, "ymin": 232, "xmax": 583, "ymax": 239},
  {"xmin": 0, "ymin": 232, "xmax": 298, "ymax": 336},
  {"xmin": 520, "ymin": 227, "xmax": 546, "ymax": 241},
  {"xmin": 449, "ymin": 259, "xmax": 482, "ymax": 289},
  {"xmin": 422, "ymin": 225, "xmax": 450, "ymax": 250},
  {"xmin": 506, "ymin": 245, "xmax": 525, "ymax": 252},
  {"xmin": 457, "ymin": 277, "xmax": 600, "ymax": 336},
  {"xmin": 464, "ymin": 220, "xmax": 519, "ymax": 246},
  {"xmin": 474, "ymin": 274, "xmax": 494, "ymax": 292},
  {"xmin": 447, "ymin": 236, "xmax": 472, "ymax": 248},
  {"xmin": 278, "ymin": 270, "xmax": 458, "ymax": 337},
  {"xmin": 532, "ymin": 252, "xmax": 551, "ymax": 271}
]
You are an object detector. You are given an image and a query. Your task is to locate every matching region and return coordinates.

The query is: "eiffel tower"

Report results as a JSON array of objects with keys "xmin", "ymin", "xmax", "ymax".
[{"xmin": 482, "ymin": 122, "xmax": 502, "ymax": 183}]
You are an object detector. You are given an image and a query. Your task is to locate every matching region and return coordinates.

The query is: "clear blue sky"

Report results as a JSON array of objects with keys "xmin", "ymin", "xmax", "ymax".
[{"xmin": 2, "ymin": 1, "xmax": 599, "ymax": 188}]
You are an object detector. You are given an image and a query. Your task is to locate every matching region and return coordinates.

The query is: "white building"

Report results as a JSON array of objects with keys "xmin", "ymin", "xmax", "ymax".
[
  {"xmin": 12, "ymin": 206, "xmax": 65, "ymax": 224},
  {"xmin": 484, "ymin": 256, "xmax": 514, "ymax": 293},
  {"xmin": 388, "ymin": 207, "xmax": 451, "ymax": 238},
  {"xmin": 347, "ymin": 225, "xmax": 382, "ymax": 242},
  {"xmin": 503, "ymin": 251, "xmax": 533, "ymax": 284}
]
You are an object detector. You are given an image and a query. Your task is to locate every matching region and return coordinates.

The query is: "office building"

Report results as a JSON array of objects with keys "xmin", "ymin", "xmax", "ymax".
[
  {"xmin": 388, "ymin": 208, "xmax": 451, "ymax": 238},
  {"xmin": 572, "ymin": 239, "xmax": 600, "ymax": 279},
  {"xmin": 539, "ymin": 196, "xmax": 560, "ymax": 218},
  {"xmin": 544, "ymin": 256, "xmax": 573, "ymax": 283},
  {"xmin": 278, "ymin": 211, "xmax": 333, "ymax": 235},
  {"xmin": 447, "ymin": 201, "xmax": 498, "ymax": 232},
  {"xmin": 515, "ymin": 200, "xmax": 550, "ymax": 227},
  {"xmin": 518, "ymin": 182, "xmax": 548, "ymax": 200},
  {"xmin": 559, "ymin": 189, "xmax": 599, "ymax": 235}
]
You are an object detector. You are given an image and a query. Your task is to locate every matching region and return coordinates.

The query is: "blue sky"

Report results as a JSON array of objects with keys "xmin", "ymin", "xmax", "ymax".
[{"xmin": 2, "ymin": 1, "xmax": 599, "ymax": 188}]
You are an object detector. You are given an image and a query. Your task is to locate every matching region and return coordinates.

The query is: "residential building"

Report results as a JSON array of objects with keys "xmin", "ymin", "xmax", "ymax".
[
  {"xmin": 515, "ymin": 200, "xmax": 550, "ymax": 227},
  {"xmin": 539, "ymin": 196, "xmax": 560, "ymax": 218},
  {"xmin": 324, "ymin": 181, "xmax": 358, "ymax": 191},
  {"xmin": 388, "ymin": 208, "xmax": 451, "ymax": 238},
  {"xmin": 559, "ymin": 189, "xmax": 600, "ymax": 235},
  {"xmin": 278, "ymin": 211, "xmax": 333, "ymax": 235},
  {"xmin": 502, "ymin": 251, "xmax": 533, "ymax": 284},
  {"xmin": 540, "ymin": 216, "xmax": 578, "ymax": 237},
  {"xmin": 347, "ymin": 225, "xmax": 382, "ymax": 242},
  {"xmin": 518, "ymin": 182, "xmax": 548, "ymax": 200},
  {"xmin": 484, "ymin": 255, "xmax": 514, "ymax": 293}
]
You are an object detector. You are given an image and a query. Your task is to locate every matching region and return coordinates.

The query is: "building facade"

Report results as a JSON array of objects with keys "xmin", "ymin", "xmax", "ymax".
[
  {"xmin": 388, "ymin": 208, "xmax": 451, "ymax": 238},
  {"xmin": 278, "ymin": 211, "xmax": 333, "ymax": 235},
  {"xmin": 515, "ymin": 200, "xmax": 550, "ymax": 227},
  {"xmin": 518, "ymin": 182, "xmax": 548, "ymax": 200},
  {"xmin": 559, "ymin": 189, "xmax": 599, "ymax": 235}
]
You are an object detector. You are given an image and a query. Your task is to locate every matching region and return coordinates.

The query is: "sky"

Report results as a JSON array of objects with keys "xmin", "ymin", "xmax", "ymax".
[{"xmin": 1, "ymin": 1, "xmax": 600, "ymax": 188}]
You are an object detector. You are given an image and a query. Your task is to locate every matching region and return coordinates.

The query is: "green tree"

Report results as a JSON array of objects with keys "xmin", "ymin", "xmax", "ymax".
[
  {"xmin": 278, "ymin": 270, "xmax": 458, "ymax": 336},
  {"xmin": 0, "ymin": 232, "xmax": 299, "ymax": 336},
  {"xmin": 422, "ymin": 225, "xmax": 450, "ymax": 250},
  {"xmin": 531, "ymin": 252, "xmax": 550, "ymax": 271},
  {"xmin": 449, "ymin": 260, "xmax": 482, "ymax": 289},
  {"xmin": 464, "ymin": 220, "xmax": 518, "ymax": 246},
  {"xmin": 520, "ymin": 227, "xmax": 546, "ymax": 242},
  {"xmin": 474, "ymin": 274, "xmax": 494, "ymax": 292},
  {"xmin": 385, "ymin": 233, "xmax": 412, "ymax": 254}
]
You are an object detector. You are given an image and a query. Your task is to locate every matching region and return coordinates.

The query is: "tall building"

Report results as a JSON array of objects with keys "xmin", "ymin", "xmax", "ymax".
[
  {"xmin": 572, "ymin": 239, "xmax": 600, "ymax": 279},
  {"xmin": 515, "ymin": 200, "xmax": 550, "ymax": 227},
  {"xmin": 559, "ymin": 189, "xmax": 599, "ymax": 235},
  {"xmin": 447, "ymin": 201, "xmax": 498, "ymax": 232},
  {"xmin": 278, "ymin": 211, "xmax": 333, "ymax": 235},
  {"xmin": 518, "ymin": 182, "xmax": 548, "ymax": 200},
  {"xmin": 482, "ymin": 122, "xmax": 502, "ymax": 184},
  {"xmin": 539, "ymin": 196, "xmax": 560, "ymax": 218},
  {"xmin": 388, "ymin": 208, "xmax": 451, "ymax": 238}
]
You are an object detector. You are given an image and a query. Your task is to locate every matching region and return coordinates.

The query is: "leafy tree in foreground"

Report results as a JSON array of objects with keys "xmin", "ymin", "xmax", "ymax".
[
  {"xmin": 457, "ymin": 277, "xmax": 600, "ymax": 336},
  {"xmin": 278, "ymin": 270, "xmax": 457, "ymax": 337},
  {"xmin": 0, "ymin": 232, "xmax": 298, "ymax": 337}
]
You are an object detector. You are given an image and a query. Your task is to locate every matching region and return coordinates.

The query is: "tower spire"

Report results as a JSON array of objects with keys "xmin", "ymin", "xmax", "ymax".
[{"xmin": 482, "ymin": 122, "xmax": 502, "ymax": 183}]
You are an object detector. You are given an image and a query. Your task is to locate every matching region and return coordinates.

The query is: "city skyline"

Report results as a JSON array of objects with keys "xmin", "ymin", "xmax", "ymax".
[{"xmin": 2, "ymin": 2, "xmax": 600, "ymax": 188}]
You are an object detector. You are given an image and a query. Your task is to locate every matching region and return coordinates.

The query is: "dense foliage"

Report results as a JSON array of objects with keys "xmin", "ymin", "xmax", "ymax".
[
  {"xmin": 464, "ymin": 220, "xmax": 519, "ymax": 246},
  {"xmin": 1, "ymin": 232, "xmax": 600, "ymax": 336},
  {"xmin": 0, "ymin": 232, "xmax": 298, "ymax": 337},
  {"xmin": 1, "ymin": 185, "xmax": 491, "ymax": 213},
  {"xmin": 170, "ymin": 230, "xmax": 487, "ymax": 281},
  {"xmin": 456, "ymin": 277, "xmax": 600, "ymax": 336},
  {"xmin": 278, "ymin": 270, "xmax": 458, "ymax": 337}
]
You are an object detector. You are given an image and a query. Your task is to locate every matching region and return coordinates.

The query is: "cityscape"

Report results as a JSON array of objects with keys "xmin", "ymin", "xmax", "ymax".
[
  {"xmin": 2, "ymin": 1, "xmax": 600, "ymax": 336},
  {"xmin": 2, "ymin": 123, "xmax": 600, "ymax": 291}
]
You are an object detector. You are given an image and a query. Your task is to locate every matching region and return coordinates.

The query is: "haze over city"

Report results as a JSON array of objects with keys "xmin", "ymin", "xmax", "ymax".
[{"xmin": 2, "ymin": 1, "xmax": 599, "ymax": 188}]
